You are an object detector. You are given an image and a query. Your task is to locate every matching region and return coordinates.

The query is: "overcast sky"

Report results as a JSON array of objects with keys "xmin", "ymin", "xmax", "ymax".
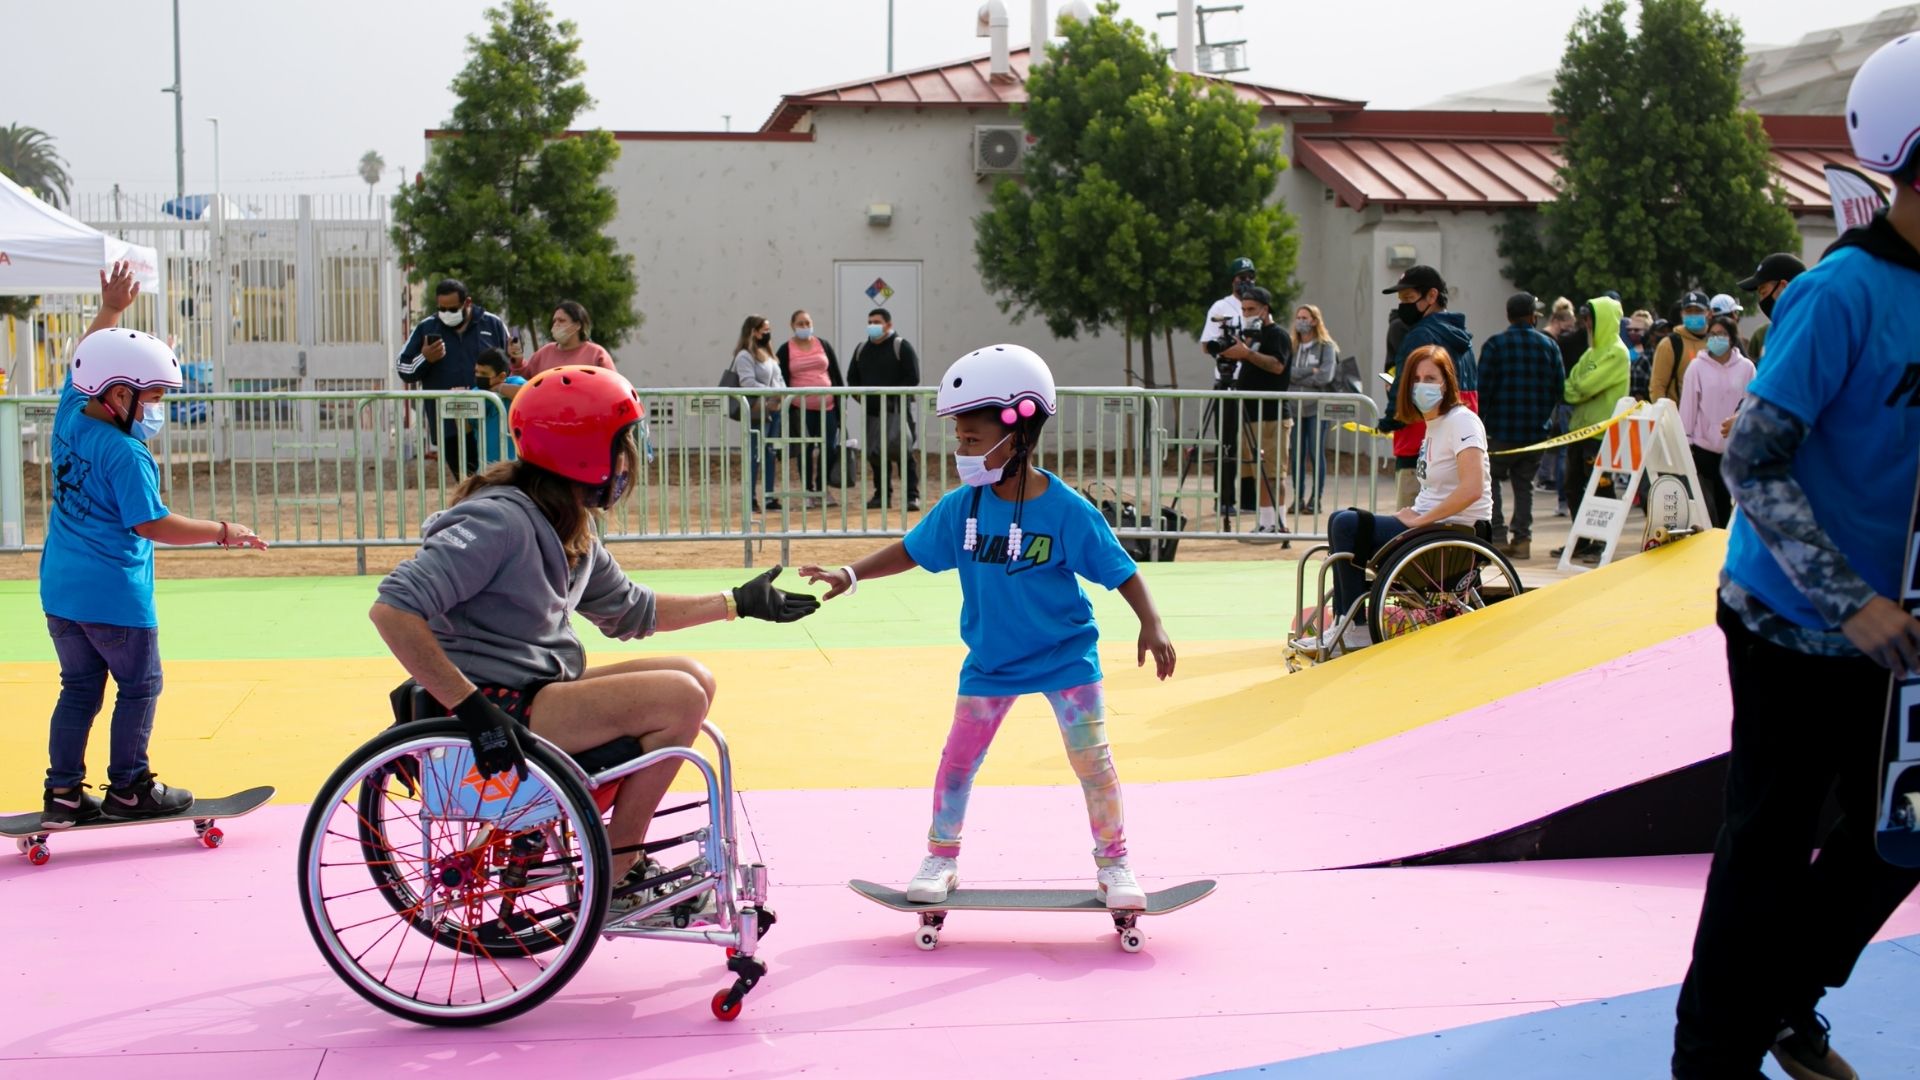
[{"xmin": 3, "ymin": 0, "xmax": 1901, "ymax": 202}]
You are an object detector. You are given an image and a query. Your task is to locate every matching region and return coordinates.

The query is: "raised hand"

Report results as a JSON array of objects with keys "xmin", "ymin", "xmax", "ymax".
[
  {"xmin": 733, "ymin": 565, "xmax": 821, "ymax": 622},
  {"xmin": 797, "ymin": 564, "xmax": 853, "ymax": 601},
  {"xmin": 99, "ymin": 261, "xmax": 141, "ymax": 314}
]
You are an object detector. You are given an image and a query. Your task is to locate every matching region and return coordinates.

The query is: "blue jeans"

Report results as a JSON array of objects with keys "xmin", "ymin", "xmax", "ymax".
[
  {"xmin": 44, "ymin": 616, "xmax": 163, "ymax": 789},
  {"xmin": 1328, "ymin": 509, "xmax": 1410, "ymax": 619},
  {"xmin": 1291, "ymin": 415, "xmax": 1327, "ymax": 508}
]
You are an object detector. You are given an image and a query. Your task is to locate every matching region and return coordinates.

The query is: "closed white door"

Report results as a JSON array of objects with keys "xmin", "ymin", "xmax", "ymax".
[{"xmin": 835, "ymin": 261, "xmax": 922, "ymax": 371}]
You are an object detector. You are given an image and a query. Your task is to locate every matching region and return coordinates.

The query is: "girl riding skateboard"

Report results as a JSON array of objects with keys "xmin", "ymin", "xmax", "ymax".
[{"xmin": 801, "ymin": 344, "xmax": 1176, "ymax": 909}]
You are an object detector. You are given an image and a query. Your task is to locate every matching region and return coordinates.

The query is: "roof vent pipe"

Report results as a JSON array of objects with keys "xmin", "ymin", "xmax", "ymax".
[
  {"xmin": 1031, "ymin": 0, "xmax": 1049, "ymax": 64},
  {"xmin": 978, "ymin": 2, "xmax": 1011, "ymax": 80}
]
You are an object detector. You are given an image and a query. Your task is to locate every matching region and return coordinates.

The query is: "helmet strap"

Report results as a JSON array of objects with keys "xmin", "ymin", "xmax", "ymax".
[{"xmin": 97, "ymin": 387, "xmax": 137, "ymax": 433}]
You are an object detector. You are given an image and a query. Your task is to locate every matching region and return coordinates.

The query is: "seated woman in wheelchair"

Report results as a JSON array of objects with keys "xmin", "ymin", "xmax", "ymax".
[
  {"xmin": 368, "ymin": 365, "xmax": 818, "ymax": 896},
  {"xmin": 1293, "ymin": 344, "xmax": 1492, "ymax": 657}
]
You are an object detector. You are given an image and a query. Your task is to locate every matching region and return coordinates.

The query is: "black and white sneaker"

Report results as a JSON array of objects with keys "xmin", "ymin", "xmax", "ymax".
[
  {"xmin": 41, "ymin": 784, "xmax": 103, "ymax": 830},
  {"xmin": 100, "ymin": 772, "xmax": 194, "ymax": 820}
]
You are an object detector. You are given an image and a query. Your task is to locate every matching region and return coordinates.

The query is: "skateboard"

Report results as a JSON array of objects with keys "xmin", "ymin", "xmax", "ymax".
[
  {"xmin": 1642, "ymin": 526, "xmax": 1703, "ymax": 551},
  {"xmin": 1, "ymin": 786, "xmax": 274, "ymax": 866},
  {"xmin": 1877, "ymin": 464, "xmax": 1920, "ymax": 869},
  {"xmin": 1640, "ymin": 474, "xmax": 1698, "ymax": 551},
  {"xmin": 848, "ymin": 878, "xmax": 1215, "ymax": 953}
]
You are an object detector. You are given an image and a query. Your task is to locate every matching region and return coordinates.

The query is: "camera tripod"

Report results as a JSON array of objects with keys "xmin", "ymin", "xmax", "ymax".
[{"xmin": 1175, "ymin": 372, "xmax": 1285, "ymax": 534}]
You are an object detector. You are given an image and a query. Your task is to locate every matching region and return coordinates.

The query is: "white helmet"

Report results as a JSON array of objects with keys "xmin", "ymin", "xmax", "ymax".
[
  {"xmin": 1847, "ymin": 33, "xmax": 1920, "ymax": 176},
  {"xmin": 1708, "ymin": 293, "xmax": 1742, "ymax": 317},
  {"xmin": 69, "ymin": 328, "xmax": 183, "ymax": 396},
  {"xmin": 935, "ymin": 343, "xmax": 1057, "ymax": 420}
]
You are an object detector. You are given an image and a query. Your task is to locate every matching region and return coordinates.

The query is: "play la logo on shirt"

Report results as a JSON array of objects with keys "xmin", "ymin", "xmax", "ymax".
[{"xmin": 970, "ymin": 531, "xmax": 1054, "ymax": 575}]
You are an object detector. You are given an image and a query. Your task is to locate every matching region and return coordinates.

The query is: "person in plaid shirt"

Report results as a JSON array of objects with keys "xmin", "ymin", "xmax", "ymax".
[{"xmin": 1476, "ymin": 292, "xmax": 1565, "ymax": 560}]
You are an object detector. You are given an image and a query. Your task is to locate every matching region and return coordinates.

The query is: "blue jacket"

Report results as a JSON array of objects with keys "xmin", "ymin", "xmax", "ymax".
[
  {"xmin": 1395, "ymin": 310, "xmax": 1477, "ymax": 391},
  {"xmin": 396, "ymin": 304, "xmax": 510, "ymax": 391}
]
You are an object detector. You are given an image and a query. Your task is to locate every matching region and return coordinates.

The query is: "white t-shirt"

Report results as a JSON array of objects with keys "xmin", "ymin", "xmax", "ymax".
[
  {"xmin": 1412, "ymin": 405, "xmax": 1493, "ymax": 524},
  {"xmin": 1199, "ymin": 294, "xmax": 1241, "ymax": 343}
]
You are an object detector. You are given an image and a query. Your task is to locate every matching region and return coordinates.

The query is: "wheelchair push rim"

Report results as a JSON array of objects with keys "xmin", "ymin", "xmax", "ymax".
[
  {"xmin": 298, "ymin": 722, "xmax": 611, "ymax": 1026},
  {"xmin": 1368, "ymin": 537, "xmax": 1522, "ymax": 643}
]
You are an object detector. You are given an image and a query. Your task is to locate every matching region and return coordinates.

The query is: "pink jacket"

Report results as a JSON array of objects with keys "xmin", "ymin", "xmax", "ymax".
[{"xmin": 1678, "ymin": 347, "xmax": 1754, "ymax": 454}]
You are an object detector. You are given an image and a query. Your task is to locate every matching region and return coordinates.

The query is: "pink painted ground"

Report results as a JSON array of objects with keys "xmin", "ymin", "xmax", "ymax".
[{"xmin": 7, "ymin": 629, "xmax": 1912, "ymax": 1078}]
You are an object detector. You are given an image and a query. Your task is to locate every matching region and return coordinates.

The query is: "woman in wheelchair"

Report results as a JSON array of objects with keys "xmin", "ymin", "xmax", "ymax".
[
  {"xmin": 1293, "ymin": 344, "xmax": 1492, "ymax": 657},
  {"xmin": 368, "ymin": 365, "xmax": 818, "ymax": 898}
]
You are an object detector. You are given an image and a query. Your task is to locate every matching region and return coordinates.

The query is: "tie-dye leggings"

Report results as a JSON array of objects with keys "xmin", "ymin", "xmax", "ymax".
[{"xmin": 927, "ymin": 681, "xmax": 1126, "ymax": 866}]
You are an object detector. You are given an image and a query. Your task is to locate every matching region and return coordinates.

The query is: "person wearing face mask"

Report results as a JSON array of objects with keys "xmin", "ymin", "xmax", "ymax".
[
  {"xmin": 1552, "ymin": 296, "xmax": 1631, "ymax": 563},
  {"xmin": 396, "ymin": 278, "xmax": 510, "ymax": 476},
  {"xmin": 799, "ymin": 344, "xmax": 1175, "ymax": 913},
  {"xmin": 1677, "ymin": 314, "xmax": 1753, "ymax": 528},
  {"xmin": 1649, "ymin": 290, "xmax": 1713, "ymax": 405},
  {"xmin": 1736, "ymin": 252, "xmax": 1806, "ymax": 368},
  {"xmin": 1221, "ymin": 285, "xmax": 1293, "ymax": 539},
  {"xmin": 1626, "ymin": 310, "xmax": 1656, "ymax": 401},
  {"xmin": 372, "ymin": 365, "xmax": 819, "ymax": 906},
  {"xmin": 1380, "ymin": 265, "xmax": 1478, "ymax": 510},
  {"xmin": 846, "ymin": 307, "xmax": 923, "ymax": 512},
  {"xmin": 472, "ymin": 348, "xmax": 528, "ymax": 466},
  {"xmin": 522, "ymin": 300, "xmax": 615, "ymax": 378},
  {"xmin": 776, "ymin": 310, "xmax": 845, "ymax": 507},
  {"xmin": 1287, "ymin": 304, "xmax": 1341, "ymax": 515},
  {"xmin": 34, "ymin": 262, "xmax": 269, "ymax": 831},
  {"xmin": 731, "ymin": 314, "xmax": 788, "ymax": 513}
]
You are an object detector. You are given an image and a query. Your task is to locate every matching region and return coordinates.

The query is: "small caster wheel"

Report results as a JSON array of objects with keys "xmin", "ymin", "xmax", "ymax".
[
  {"xmin": 27, "ymin": 843, "xmax": 51, "ymax": 867},
  {"xmin": 14, "ymin": 838, "xmax": 29, "ymax": 855},
  {"xmin": 201, "ymin": 826, "xmax": 224, "ymax": 849},
  {"xmin": 1118, "ymin": 930, "xmax": 1144, "ymax": 953},
  {"xmin": 914, "ymin": 927, "xmax": 940, "ymax": 951},
  {"xmin": 710, "ymin": 989, "xmax": 742, "ymax": 1021}
]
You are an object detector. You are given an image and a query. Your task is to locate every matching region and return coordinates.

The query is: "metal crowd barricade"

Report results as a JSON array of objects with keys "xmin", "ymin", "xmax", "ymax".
[{"xmin": 2, "ymin": 385, "xmax": 1386, "ymax": 566}]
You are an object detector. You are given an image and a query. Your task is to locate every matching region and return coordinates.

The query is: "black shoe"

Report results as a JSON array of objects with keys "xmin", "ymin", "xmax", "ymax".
[
  {"xmin": 764, "ymin": 497, "xmax": 782, "ymax": 511},
  {"xmin": 866, "ymin": 495, "xmax": 885, "ymax": 510},
  {"xmin": 101, "ymin": 772, "xmax": 193, "ymax": 820},
  {"xmin": 40, "ymin": 784, "xmax": 103, "ymax": 830},
  {"xmin": 1771, "ymin": 1012, "xmax": 1856, "ymax": 1080}
]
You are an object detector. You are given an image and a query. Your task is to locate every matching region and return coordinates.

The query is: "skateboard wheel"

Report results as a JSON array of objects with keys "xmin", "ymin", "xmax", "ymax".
[
  {"xmin": 27, "ymin": 843, "xmax": 50, "ymax": 867},
  {"xmin": 201, "ymin": 826, "xmax": 225, "ymax": 849},
  {"xmin": 14, "ymin": 838, "xmax": 29, "ymax": 855},
  {"xmin": 710, "ymin": 989, "xmax": 742, "ymax": 1021},
  {"xmin": 1118, "ymin": 930, "xmax": 1144, "ymax": 953},
  {"xmin": 915, "ymin": 927, "xmax": 940, "ymax": 951}
]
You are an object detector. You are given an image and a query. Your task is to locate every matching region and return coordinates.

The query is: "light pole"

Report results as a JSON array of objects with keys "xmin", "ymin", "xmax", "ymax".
[
  {"xmin": 162, "ymin": 0, "xmax": 184, "ymax": 204},
  {"xmin": 887, "ymin": 0, "xmax": 894, "ymax": 73},
  {"xmin": 205, "ymin": 116, "xmax": 226, "ymax": 395}
]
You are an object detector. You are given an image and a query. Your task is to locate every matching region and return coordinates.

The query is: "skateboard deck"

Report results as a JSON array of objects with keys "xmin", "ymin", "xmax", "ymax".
[
  {"xmin": 848, "ymin": 878, "xmax": 1215, "ymax": 952},
  {"xmin": 1878, "ymin": 462, "xmax": 1920, "ymax": 869},
  {"xmin": 3, "ymin": 786, "xmax": 274, "ymax": 866}
]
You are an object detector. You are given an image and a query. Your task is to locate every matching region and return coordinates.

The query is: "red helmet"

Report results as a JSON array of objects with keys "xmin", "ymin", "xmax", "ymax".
[{"xmin": 508, "ymin": 365, "xmax": 643, "ymax": 484}]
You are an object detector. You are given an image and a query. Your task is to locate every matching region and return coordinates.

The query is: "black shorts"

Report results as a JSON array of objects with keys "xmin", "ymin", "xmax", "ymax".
[
  {"xmin": 472, "ymin": 682, "xmax": 553, "ymax": 727},
  {"xmin": 475, "ymin": 680, "xmax": 646, "ymax": 776}
]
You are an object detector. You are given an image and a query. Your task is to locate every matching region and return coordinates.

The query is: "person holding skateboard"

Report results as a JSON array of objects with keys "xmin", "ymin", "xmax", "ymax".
[
  {"xmin": 800, "ymin": 344, "xmax": 1176, "ymax": 910},
  {"xmin": 1671, "ymin": 37, "xmax": 1920, "ymax": 1080},
  {"xmin": 38, "ymin": 261, "xmax": 269, "ymax": 830}
]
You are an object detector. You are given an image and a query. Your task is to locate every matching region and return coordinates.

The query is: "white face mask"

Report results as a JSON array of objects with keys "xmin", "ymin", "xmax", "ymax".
[
  {"xmin": 954, "ymin": 432, "xmax": 1013, "ymax": 488},
  {"xmin": 1412, "ymin": 383, "xmax": 1445, "ymax": 413},
  {"xmin": 551, "ymin": 322, "xmax": 575, "ymax": 342},
  {"xmin": 437, "ymin": 308, "xmax": 465, "ymax": 327}
]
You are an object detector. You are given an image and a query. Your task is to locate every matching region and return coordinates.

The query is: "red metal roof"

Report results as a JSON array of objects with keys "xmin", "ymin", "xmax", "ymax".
[
  {"xmin": 762, "ymin": 48, "xmax": 1365, "ymax": 132},
  {"xmin": 1295, "ymin": 112, "xmax": 1887, "ymax": 212}
]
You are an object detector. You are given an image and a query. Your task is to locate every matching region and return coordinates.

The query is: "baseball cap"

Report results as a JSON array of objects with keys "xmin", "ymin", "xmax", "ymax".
[
  {"xmin": 1679, "ymin": 290, "xmax": 1711, "ymax": 310},
  {"xmin": 1240, "ymin": 285, "xmax": 1274, "ymax": 309},
  {"xmin": 1227, "ymin": 256, "xmax": 1257, "ymax": 277},
  {"xmin": 1709, "ymin": 293, "xmax": 1742, "ymax": 316},
  {"xmin": 1736, "ymin": 252, "xmax": 1807, "ymax": 292},
  {"xmin": 1505, "ymin": 291, "xmax": 1537, "ymax": 319},
  {"xmin": 1383, "ymin": 265, "xmax": 1447, "ymax": 295}
]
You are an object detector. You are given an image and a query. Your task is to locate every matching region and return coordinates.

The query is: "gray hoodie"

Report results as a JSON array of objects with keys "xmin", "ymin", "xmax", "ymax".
[{"xmin": 377, "ymin": 486, "xmax": 657, "ymax": 687}]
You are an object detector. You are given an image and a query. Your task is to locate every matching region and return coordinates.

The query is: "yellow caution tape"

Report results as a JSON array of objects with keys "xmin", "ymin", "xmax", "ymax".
[
  {"xmin": 1345, "ymin": 403, "xmax": 1646, "ymax": 454},
  {"xmin": 1341, "ymin": 421, "xmax": 1390, "ymax": 439}
]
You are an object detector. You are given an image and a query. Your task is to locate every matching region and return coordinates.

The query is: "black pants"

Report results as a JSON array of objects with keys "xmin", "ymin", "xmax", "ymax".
[
  {"xmin": 1562, "ymin": 435, "xmax": 1601, "ymax": 516},
  {"xmin": 865, "ymin": 405, "xmax": 918, "ymax": 501},
  {"xmin": 440, "ymin": 418, "xmax": 481, "ymax": 477},
  {"xmin": 1487, "ymin": 441, "xmax": 1541, "ymax": 543},
  {"xmin": 1691, "ymin": 445, "xmax": 1733, "ymax": 529},
  {"xmin": 1672, "ymin": 603, "xmax": 1920, "ymax": 1077},
  {"xmin": 1215, "ymin": 396, "xmax": 1242, "ymax": 510}
]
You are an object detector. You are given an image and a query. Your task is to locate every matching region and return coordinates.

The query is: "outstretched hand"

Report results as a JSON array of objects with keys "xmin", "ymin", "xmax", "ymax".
[
  {"xmin": 798, "ymin": 564, "xmax": 853, "ymax": 600},
  {"xmin": 99, "ymin": 261, "xmax": 141, "ymax": 314},
  {"xmin": 733, "ymin": 565, "xmax": 821, "ymax": 623}
]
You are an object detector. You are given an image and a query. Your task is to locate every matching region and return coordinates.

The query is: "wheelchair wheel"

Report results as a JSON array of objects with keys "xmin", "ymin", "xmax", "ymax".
[
  {"xmin": 1368, "ymin": 535, "xmax": 1521, "ymax": 644},
  {"xmin": 299, "ymin": 720, "xmax": 610, "ymax": 1026}
]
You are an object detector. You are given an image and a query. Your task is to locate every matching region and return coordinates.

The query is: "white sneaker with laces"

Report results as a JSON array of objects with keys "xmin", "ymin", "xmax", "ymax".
[
  {"xmin": 906, "ymin": 855, "xmax": 959, "ymax": 903},
  {"xmin": 1097, "ymin": 861, "xmax": 1147, "ymax": 910}
]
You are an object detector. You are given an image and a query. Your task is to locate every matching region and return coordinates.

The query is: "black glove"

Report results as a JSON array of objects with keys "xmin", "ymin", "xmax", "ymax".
[
  {"xmin": 1376, "ymin": 417, "xmax": 1406, "ymax": 434},
  {"xmin": 732, "ymin": 565, "xmax": 821, "ymax": 623},
  {"xmin": 451, "ymin": 690, "xmax": 529, "ymax": 781}
]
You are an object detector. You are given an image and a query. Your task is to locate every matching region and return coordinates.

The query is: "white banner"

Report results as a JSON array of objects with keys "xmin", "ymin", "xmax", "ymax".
[{"xmin": 1826, "ymin": 164, "xmax": 1889, "ymax": 234}]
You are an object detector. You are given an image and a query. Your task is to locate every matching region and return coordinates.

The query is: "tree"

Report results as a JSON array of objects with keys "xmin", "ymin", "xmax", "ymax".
[
  {"xmin": 358, "ymin": 150, "xmax": 385, "ymax": 203},
  {"xmin": 1498, "ymin": 0, "xmax": 1799, "ymax": 312},
  {"xmin": 973, "ymin": 3, "xmax": 1297, "ymax": 387},
  {"xmin": 391, "ymin": 0, "xmax": 639, "ymax": 345},
  {"xmin": 0, "ymin": 124, "xmax": 71, "ymax": 207}
]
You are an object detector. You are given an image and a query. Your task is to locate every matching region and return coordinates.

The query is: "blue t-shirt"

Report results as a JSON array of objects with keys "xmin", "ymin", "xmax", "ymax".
[
  {"xmin": 904, "ymin": 470, "xmax": 1139, "ymax": 696},
  {"xmin": 480, "ymin": 378, "xmax": 526, "ymax": 463},
  {"xmin": 1723, "ymin": 243, "xmax": 1920, "ymax": 629},
  {"xmin": 39, "ymin": 383, "xmax": 171, "ymax": 627}
]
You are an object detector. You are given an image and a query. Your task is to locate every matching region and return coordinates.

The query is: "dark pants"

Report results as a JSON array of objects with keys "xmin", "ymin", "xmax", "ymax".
[
  {"xmin": 1216, "ymin": 396, "xmax": 1242, "ymax": 510},
  {"xmin": 1488, "ymin": 440, "xmax": 1542, "ymax": 543},
  {"xmin": 790, "ymin": 405, "xmax": 839, "ymax": 493},
  {"xmin": 1291, "ymin": 415, "xmax": 1326, "ymax": 510},
  {"xmin": 44, "ymin": 616, "xmax": 162, "ymax": 789},
  {"xmin": 1328, "ymin": 509, "xmax": 1410, "ymax": 618},
  {"xmin": 747, "ymin": 409, "xmax": 782, "ymax": 501},
  {"xmin": 1563, "ymin": 435, "xmax": 1602, "ymax": 523},
  {"xmin": 1672, "ymin": 604, "xmax": 1920, "ymax": 1077},
  {"xmin": 1691, "ymin": 445, "xmax": 1733, "ymax": 528},
  {"xmin": 866, "ymin": 405, "xmax": 918, "ymax": 502},
  {"xmin": 440, "ymin": 417, "xmax": 481, "ymax": 477}
]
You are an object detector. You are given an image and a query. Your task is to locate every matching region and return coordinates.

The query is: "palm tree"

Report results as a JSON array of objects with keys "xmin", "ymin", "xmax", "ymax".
[
  {"xmin": 358, "ymin": 150, "xmax": 386, "ymax": 214},
  {"xmin": 0, "ymin": 124, "xmax": 72, "ymax": 206}
]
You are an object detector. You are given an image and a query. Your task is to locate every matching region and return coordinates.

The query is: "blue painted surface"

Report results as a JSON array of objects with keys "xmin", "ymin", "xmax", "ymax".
[{"xmin": 1202, "ymin": 935, "xmax": 1920, "ymax": 1079}]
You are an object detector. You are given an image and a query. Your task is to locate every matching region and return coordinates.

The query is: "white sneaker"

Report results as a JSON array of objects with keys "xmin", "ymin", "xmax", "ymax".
[
  {"xmin": 1097, "ymin": 861, "xmax": 1147, "ymax": 910},
  {"xmin": 906, "ymin": 855, "xmax": 959, "ymax": 903},
  {"xmin": 1288, "ymin": 627, "xmax": 1338, "ymax": 657},
  {"xmin": 1340, "ymin": 618, "xmax": 1374, "ymax": 652}
]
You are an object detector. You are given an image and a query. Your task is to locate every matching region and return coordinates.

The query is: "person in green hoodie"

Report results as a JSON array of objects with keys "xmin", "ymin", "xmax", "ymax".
[{"xmin": 1556, "ymin": 296, "xmax": 1630, "ymax": 560}]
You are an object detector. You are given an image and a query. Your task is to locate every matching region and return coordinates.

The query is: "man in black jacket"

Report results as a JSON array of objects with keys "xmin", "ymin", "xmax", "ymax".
[
  {"xmin": 1223, "ymin": 286, "xmax": 1292, "ymax": 538},
  {"xmin": 396, "ymin": 278, "xmax": 509, "ymax": 476},
  {"xmin": 846, "ymin": 308, "xmax": 922, "ymax": 511}
]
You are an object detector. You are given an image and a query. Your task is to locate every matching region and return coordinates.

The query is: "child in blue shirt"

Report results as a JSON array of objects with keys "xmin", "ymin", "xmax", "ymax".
[
  {"xmin": 36, "ymin": 263, "xmax": 268, "ymax": 830},
  {"xmin": 473, "ymin": 348, "xmax": 526, "ymax": 464},
  {"xmin": 802, "ymin": 344, "xmax": 1175, "ymax": 909}
]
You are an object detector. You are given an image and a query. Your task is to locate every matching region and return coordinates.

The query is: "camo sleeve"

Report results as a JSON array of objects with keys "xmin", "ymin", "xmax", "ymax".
[{"xmin": 1721, "ymin": 397, "xmax": 1880, "ymax": 630}]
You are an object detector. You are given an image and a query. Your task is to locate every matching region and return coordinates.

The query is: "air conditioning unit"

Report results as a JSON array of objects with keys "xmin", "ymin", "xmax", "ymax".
[{"xmin": 973, "ymin": 125, "xmax": 1028, "ymax": 175}]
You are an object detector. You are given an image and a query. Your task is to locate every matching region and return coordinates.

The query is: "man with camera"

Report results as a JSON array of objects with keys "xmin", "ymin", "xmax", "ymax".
[
  {"xmin": 1198, "ymin": 257, "xmax": 1259, "ymax": 519},
  {"xmin": 1213, "ymin": 285, "xmax": 1293, "ymax": 538}
]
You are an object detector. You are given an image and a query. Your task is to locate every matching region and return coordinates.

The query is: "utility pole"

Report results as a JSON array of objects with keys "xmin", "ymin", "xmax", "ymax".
[
  {"xmin": 163, "ymin": 0, "xmax": 185, "ymax": 203},
  {"xmin": 887, "ymin": 0, "xmax": 895, "ymax": 73}
]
